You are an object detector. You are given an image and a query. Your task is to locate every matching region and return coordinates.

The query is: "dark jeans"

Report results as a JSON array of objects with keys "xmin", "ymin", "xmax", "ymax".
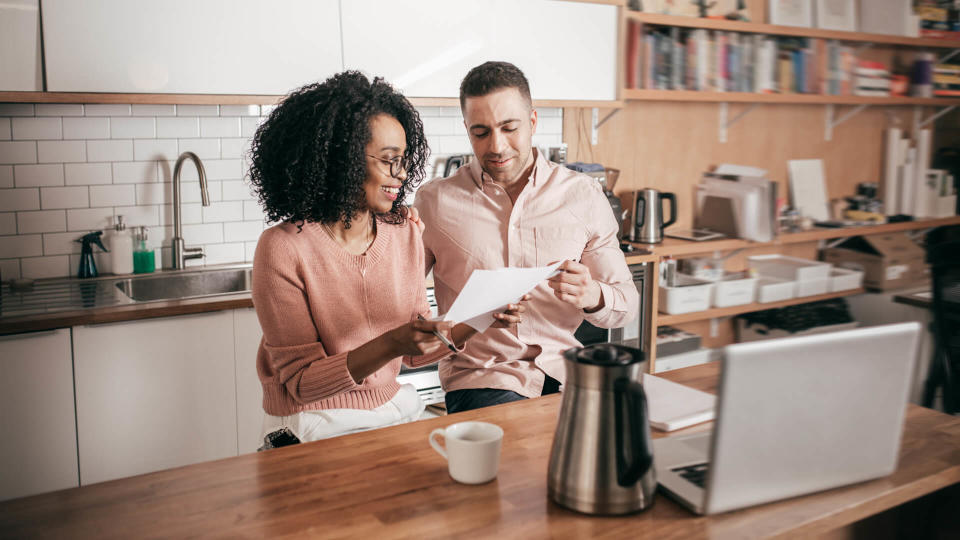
[{"xmin": 444, "ymin": 374, "xmax": 561, "ymax": 414}]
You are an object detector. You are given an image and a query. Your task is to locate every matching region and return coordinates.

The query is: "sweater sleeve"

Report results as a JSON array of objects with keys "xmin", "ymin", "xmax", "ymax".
[
  {"xmin": 402, "ymin": 220, "xmax": 458, "ymax": 369},
  {"xmin": 252, "ymin": 229, "xmax": 359, "ymax": 404}
]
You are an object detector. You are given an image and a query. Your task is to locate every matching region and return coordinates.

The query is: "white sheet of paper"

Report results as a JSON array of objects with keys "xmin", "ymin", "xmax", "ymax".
[
  {"xmin": 443, "ymin": 262, "xmax": 563, "ymax": 332},
  {"xmin": 788, "ymin": 159, "xmax": 830, "ymax": 221},
  {"xmin": 714, "ymin": 163, "xmax": 768, "ymax": 178}
]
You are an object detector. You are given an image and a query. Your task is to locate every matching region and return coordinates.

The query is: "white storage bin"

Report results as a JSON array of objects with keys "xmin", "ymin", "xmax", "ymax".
[
  {"xmin": 748, "ymin": 254, "xmax": 832, "ymax": 281},
  {"xmin": 659, "ymin": 274, "xmax": 714, "ymax": 315},
  {"xmin": 712, "ymin": 272, "xmax": 757, "ymax": 308},
  {"xmin": 829, "ymin": 267, "xmax": 864, "ymax": 292},
  {"xmin": 756, "ymin": 277, "xmax": 795, "ymax": 303},
  {"xmin": 795, "ymin": 276, "xmax": 830, "ymax": 297}
]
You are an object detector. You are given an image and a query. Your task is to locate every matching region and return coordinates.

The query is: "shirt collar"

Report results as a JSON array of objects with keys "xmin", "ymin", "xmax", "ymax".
[{"xmin": 467, "ymin": 148, "xmax": 545, "ymax": 191}]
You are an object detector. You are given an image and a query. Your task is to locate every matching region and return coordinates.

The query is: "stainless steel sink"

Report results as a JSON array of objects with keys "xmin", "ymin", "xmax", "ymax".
[{"xmin": 114, "ymin": 267, "xmax": 252, "ymax": 302}]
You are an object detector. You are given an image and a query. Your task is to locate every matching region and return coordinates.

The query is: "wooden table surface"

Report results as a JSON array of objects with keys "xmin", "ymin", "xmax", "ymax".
[{"xmin": 2, "ymin": 363, "xmax": 959, "ymax": 539}]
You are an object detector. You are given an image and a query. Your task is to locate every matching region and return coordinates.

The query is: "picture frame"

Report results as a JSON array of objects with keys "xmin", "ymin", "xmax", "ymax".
[
  {"xmin": 815, "ymin": 0, "xmax": 857, "ymax": 32},
  {"xmin": 768, "ymin": 0, "xmax": 813, "ymax": 28}
]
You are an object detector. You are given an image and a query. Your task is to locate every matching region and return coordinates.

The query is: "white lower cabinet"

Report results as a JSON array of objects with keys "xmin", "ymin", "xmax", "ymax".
[
  {"xmin": 73, "ymin": 311, "xmax": 238, "ymax": 485},
  {"xmin": 0, "ymin": 328, "xmax": 79, "ymax": 501},
  {"xmin": 234, "ymin": 308, "xmax": 264, "ymax": 454}
]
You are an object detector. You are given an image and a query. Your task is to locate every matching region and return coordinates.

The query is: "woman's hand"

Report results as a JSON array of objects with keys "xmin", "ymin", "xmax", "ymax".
[
  {"xmin": 405, "ymin": 206, "xmax": 425, "ymax": 234},
  {"xmin": 491, "ymin": 294, "xmax": 531, "ymax": 328},
  {"xmin": 387, "ymin": 319, "xmax": 453, "ymax": 356}
]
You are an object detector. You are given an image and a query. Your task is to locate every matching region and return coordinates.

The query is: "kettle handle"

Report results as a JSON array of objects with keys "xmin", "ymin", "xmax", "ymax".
[
  {"xmin": 614, "ymin": 377, "xmax": 655, "ymax": 487},
  {"xmin": 635, "ymin": 196, "xmax": 646, "ymax": 228},
  {"xmin": 661, "ymin": 192, "xmax": 677, "ymax": 228}
]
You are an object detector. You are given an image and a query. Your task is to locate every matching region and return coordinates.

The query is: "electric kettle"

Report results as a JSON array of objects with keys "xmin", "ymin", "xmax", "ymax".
[
  {"xmin": 631, "ymin": 188, "xmax": 677, "ymax": 244},
  {"xmin": 547, "ymin": 344, "xmax": 656, "ymax": 515}
]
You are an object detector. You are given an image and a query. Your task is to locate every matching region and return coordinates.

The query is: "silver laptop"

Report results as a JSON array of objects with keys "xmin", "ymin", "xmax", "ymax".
[{"xmin": 654, "ymin": 322, "xmax": 921, "ymax": 515}]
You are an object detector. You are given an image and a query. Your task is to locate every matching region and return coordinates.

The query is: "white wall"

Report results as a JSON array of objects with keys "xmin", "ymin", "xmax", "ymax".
[{"xmin": 0, "ymin": 103, "xmax": 563, "ymax": 279}]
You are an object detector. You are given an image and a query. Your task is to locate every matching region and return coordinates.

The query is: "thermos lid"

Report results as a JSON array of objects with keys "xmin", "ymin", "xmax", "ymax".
[{"xmin": 568, "ymin": 344, "xmax": 643, "ymax": 367}]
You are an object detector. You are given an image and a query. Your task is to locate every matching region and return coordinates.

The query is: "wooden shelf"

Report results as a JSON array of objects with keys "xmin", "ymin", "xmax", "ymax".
[
  {"xmin": 626, "ymin": 11, "xmax": 960, "ymax": 48},
  {"xmin": 657, "ymin": 288, "xmax": 865, "ymax": 326},
  {"xmin": 626, "ymin": 216, "xmax": 960, "ymax": 259},
  {"xmin": 622, "ymin": 89, "xmax": 960, "ymax": 106}
]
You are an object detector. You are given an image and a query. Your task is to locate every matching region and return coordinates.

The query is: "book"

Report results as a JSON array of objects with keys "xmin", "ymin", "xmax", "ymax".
[{"xmin": 642, "ymin": 373, "xmax": 716, "ymax": 432}]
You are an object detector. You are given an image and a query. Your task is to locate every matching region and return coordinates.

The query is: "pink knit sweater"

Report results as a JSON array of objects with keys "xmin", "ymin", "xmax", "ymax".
[{"xmin": 252, "ymin": 219, "xmax": 449, "ymax": 416}]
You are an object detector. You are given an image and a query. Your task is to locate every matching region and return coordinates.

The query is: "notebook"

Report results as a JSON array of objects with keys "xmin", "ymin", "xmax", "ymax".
[{"xmin": 642, "ymin": 373, "xmax": 716, "ymax": 432}]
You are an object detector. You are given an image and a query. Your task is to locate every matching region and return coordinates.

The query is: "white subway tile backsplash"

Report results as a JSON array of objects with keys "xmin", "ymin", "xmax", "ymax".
[
  {"xmin": 42, "ymin": 231, "xmax": 83, "ymax": 255},
  {"xmin": 0, "ymin": 166, "xmax": 11, "ymax": 188},
  {"xmin": 222, "ymin": 180, "xmax": 254, "ymax": 201},
  {"xmin": 12, "ymin": 118, "xmax": 62, "ymax": 140},
  {"xmin": 147, "ymin": 225, "xmax": 173, "ymax": 247},
  {"xmin": 112, "ymin": 161, "xmax": 157, "ymax": 184},
  {"xmin": 220, "ymin": 138, "xmax": 250, "ymax": 159},
  {"xmin": 0, "ymin": 235, "xmax": 42, "ymax": 258},
  {"xmin": 422, "ymin": 116, "xmax": 459, "ymax": 135},
  {"xmin": 202, "ymin": 242, "xmax": 245, "ymax": 265},
  {"xmin": 89, "ymin": 184, "xmax": 136, "ymax": 207},
  {"xmin": 537, "ymin": 117, "xmax": 563, "ymax": 133},
  {"xmin": 111, "ymin": 117, "xmax": 156, "ymax": 139},
  {"xmin": 0, "ymin": 118, "xmax": 10, "ymax": 140},
  {"xmin": 67, "ymin": 207, "xmax": 113, "ymax": 231},
  {"xmin": 41, "ymin": 186, "xmax": 89, "ymax": 209},
  {"xmin": 435, "ymin": 135, "xmax": 472, "ymax": 154},
  {"xmin": 201, "ymin": 201, "xmax": 243, "ymax": 223},
  {"xmin": 0, "ymin": 141, "xmax": 38, "ymax": 164},
  {"xmin": 261, "ymin": 104, "xmax": 277, "ymax": 116},
  {"xmin": 17, "ymin": 210, "xmax": 66, "ymax": 234},
  {"xmin": 87, "ymin": 139, "xmax": 133, "ymax": 162},
  {"xmin": 220, "ymin": 105, "xmax": 260, "ymax": 116},
  {"xmin": 132, "ymin": 104, "xmax": 176, "ymax": 116},
  {"xmin": 66, "ymin": 163, "xmax": 112, "ymax": 186},
  {"xmin": 63, "ymin": 117, "xmax": 110, "ymax": 140},
  {"xmin": 176, "ymin": 138, "xmax": 219, "ymax": 159},
  {"xmin": 36, "ymin": 104, "xmax": 84, "ymax": 117},
  {"xmin": 224, "ymin": 220, "xmax": 264, "ymax": 242},
  {"xmin": 160, "ymin": 203, "xmax": 202, "ymax": 227},
  {"xmin": 157, "ymin": 117, "xmax": 200, "ymax": 138},
  {"xmin": 0, "ymin": 259, "xmax": 20, "ymax": 280},
  {"xmin": 243, "ymin": 200, "xmax": 266, "ymax": 221},
  {"xmin": 135, "ymin": 182, "xmax": 168, "ymax": 206},
  {"xmin": 0, "ymin": 104, "xmax": 34, "ymax": 116},
  {"xmin": 201, "ymin": 117, "xmax": 241, "ymax": 138},
  {"xmin": 241, "ymin": 117, "xmax": 262, "ymax": 137},
  {"xmin": 202, "ymin": 159, "xmax": 242, "ymax": 180},
  {"xmin": 0, "ymin": 188, "xmax": 40, "ymax": 212},
  {"xmin": 37, "ymin": 141, "xmax": 85, "ymax": 163},
  {"xmin": 21, "ymin": 255, "xmax": 70, "ymax": 279},
  {"xmin": 85, "ymin": 104, "xmax": 131, "ymax": 117},
  {"xmin": 133, "ymin": 139, "xmax": 178, "ymax": 161},
  {"xmin": 177, "ymin": 105, "xmax": 218, "ymax": 116},
  {"xmin": 0, "ymin": 212, "xmax": 16, "ymax": 235},
  {"xmin": 14, "ymin": 164, "xmax": 64, "ymax": 187},
  {"xmin": 182, "ymin": 223, "xmax": 223, "ymax": 244},
  {"xmin": 114, "ymin": 205, "xmax": 159, "ymax": 227}
]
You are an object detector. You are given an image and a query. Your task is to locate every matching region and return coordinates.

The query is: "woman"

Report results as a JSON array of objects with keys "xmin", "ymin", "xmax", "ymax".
[{"xmin": 249, "ymin": 71, "xmax": 524, "ymax": 445}]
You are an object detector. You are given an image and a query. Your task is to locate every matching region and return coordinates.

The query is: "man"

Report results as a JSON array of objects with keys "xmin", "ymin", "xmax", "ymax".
[{"xmin": 414, "ymin": 61, "xmax": 639, "ymax": 413}]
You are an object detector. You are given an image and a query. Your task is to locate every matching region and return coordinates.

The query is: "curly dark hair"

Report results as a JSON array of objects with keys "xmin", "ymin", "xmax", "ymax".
[{"xmin": 248, "ymin": 71, "xmax": 428, "ymax": 229}]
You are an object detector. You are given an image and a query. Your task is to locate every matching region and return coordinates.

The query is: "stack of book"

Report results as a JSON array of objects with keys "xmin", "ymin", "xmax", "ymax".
[
  {"xmin": 916, "ymin": 1, "xmax": 960, "ymax": 40},
  {"xmin": 853, "ymin": 60, "xmax": 892, "ymax": 97},
  {"xmin": 822, "ymin": 40, "xmax": 855, "ymax": 95},
  {"xmin": 934, "ymin": 63, "xmax": 960, "ymax": 96}
]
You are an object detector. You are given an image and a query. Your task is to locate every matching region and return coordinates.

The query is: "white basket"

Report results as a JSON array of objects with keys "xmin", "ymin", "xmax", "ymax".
[
  {"xmin": 756, "ymin": 277, "xmax": 796, "ymax": 303},
  {"xmin": 795, "ymin": 276, "xmax": 830, "ymax": 297},
  {"xmin": 829, "ymin": 267, "xmax": 864, "ymax": 292},
  {"xmin": 712, "ymin": 273, "xmax": 757, "ymax": 308},
  {"xmin": 748, "ymin": 254, "xmax": 832, "ymax": 281},
  {"xmin": 659, "ymin": 274, "xmax": 714, "ymax": 315}
]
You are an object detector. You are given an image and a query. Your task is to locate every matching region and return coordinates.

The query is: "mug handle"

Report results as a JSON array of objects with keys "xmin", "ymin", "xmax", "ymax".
[{"xmin": 429, "ymin": 428, "xmax": 448, "ymax": 460}]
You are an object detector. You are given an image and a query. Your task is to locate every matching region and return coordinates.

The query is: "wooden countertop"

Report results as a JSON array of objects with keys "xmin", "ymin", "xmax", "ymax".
[{"xmin": 2, "ymin": 363, "xmax": 958, "ymax": 539}]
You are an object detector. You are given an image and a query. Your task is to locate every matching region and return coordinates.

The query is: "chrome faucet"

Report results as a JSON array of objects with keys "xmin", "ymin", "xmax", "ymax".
[{"xmin": 172, "ymin": 152, "xmax": 210, "ymax": 269}]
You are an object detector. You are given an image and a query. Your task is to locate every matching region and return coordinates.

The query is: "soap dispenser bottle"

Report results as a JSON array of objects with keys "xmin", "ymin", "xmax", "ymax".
[
  {"xmin": 109, "ymin": 215, "xmax": 134, "ymax": 275},
  {"xmin": 133, "ymin": 226, "xmax": 155, "ymax": 274}
]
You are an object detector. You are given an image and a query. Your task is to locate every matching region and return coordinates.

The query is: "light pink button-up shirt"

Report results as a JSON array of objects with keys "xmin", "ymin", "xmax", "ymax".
[{"xmin": 414, "ymin": 150, "xmax": 639, "ymax": 398}]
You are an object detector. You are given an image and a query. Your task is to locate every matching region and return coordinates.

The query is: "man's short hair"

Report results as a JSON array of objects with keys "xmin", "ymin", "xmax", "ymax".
[{"xmin": 459, "ymin": 61, "xmax": 532, "ymax": 110}]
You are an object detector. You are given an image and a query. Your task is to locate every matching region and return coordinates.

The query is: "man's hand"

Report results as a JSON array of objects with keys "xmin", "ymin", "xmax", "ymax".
[
  {"xmin": 546, "ymin": 260, "xmax": 604, "ymax": 312},
  {"xmin": 491, "ymin": 294, "xmax": 531, "ymax": 328}
]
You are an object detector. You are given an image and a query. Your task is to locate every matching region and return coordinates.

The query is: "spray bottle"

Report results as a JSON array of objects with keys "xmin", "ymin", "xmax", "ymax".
[{"xmin": 75, "ymin": 231, "xmax": 109, "ymax": 278}]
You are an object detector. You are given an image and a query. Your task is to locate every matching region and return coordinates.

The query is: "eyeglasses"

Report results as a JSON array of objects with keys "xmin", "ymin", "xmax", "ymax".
[{"xmin": 367, "ymin": 155, "xmax": 407, "ymax": 178}]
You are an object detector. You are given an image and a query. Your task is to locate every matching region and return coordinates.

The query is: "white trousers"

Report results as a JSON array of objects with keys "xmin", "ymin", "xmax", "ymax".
[{"xmin": 260, "ymin": 383, "xmax": 425, "ymax": 443}]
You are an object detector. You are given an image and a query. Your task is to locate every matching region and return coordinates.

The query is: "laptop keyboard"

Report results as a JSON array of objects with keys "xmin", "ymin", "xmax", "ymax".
[{"xmin": 672, "ymin": 463, "xmax": 709, "ymax": 488}]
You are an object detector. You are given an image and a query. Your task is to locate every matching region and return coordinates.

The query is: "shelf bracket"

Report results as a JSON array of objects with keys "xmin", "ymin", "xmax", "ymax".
[
  {"xmin": 940, "ymin": 49, "xmax": 960, "ymax": 64},
  {"xmin": 825, "ymin": 103, "xmax": 869, "ymax": 141},
  {"xmin": 718, "ymin": 102, "xmax": 758, "ymax": 143},
  {"xmin": 916, "ymin": 105, "xmax": 957, "ymax": 129},
  {"xmin": 595, "ymin": 108, "xmax": 620, "ymax": 130}
]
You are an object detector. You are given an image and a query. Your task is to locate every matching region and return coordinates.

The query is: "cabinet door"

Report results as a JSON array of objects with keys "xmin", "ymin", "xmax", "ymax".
[
  {"xmin": 0, "ymin": 0, "xmax": 42, "ymax": 91},
  {"xmin": 73, "ymin": 311, "xmax": 237, "ymax": 485},
  {"xmin": 234, "ymin": 308, "xmax": 264, "ymax": 455},
  {"xmin": 0, "ymin": 328, "xmax": 78, "ymax": 501},
  {"xmin": 342, "ymin": 0, "xmax": 617, "ymax": 101},
  {"xmin": 42, "ymin": 0, "xmax": 342, "ymax": 94}
]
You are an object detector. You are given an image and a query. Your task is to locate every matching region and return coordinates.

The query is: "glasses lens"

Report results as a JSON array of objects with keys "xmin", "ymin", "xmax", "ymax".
[{"xmin": 391, "ymin": 157, "xmax": 405, "ymax": 178}]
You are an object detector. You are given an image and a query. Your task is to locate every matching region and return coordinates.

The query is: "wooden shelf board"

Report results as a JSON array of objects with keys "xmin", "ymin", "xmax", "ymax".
[
  {"xmin": 657, "ymin": 288, "xmax": 865, "ymax": 326},
  {"xmin": 622, "ymin": 89, "xmax": 960, "ymax": 106},
  {"xmin": 626, "ymin": 11, "xmax": 960, "ymax": 48},
  {"xmin": 0, "ymin": 91, "xmax": 622, "ymax": 109},
  {"xmin": 626, "ymin": 216, "xmax": 960, "ymax": 259}
]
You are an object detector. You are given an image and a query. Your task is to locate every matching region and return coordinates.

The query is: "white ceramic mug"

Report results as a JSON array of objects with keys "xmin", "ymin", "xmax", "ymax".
[{"xmin": 429, "ymin": 421, "xmax": 504, "ymax": 484}]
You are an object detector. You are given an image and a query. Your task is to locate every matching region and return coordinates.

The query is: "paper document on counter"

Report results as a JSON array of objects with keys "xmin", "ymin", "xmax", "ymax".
[
  {"xmin": 642, "ymin": 373, "xmax": 716, "ymax": 432},
  {"xmin": 443, "ymin": 262, "xmax": 563, "ymax": 332}
]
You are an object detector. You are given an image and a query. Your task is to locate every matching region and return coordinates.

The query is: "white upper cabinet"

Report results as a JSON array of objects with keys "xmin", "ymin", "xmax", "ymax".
[
  {"xmin": 42, "ymin": 0, "xmax": 342, "ymax": 94},
  {"xmin": 0, "ymin": 0, "xmax": 43, "ymax": 91},
  {"xmin": 341, "ymin": 0, "xmax": 618, "ymax": 101}
]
